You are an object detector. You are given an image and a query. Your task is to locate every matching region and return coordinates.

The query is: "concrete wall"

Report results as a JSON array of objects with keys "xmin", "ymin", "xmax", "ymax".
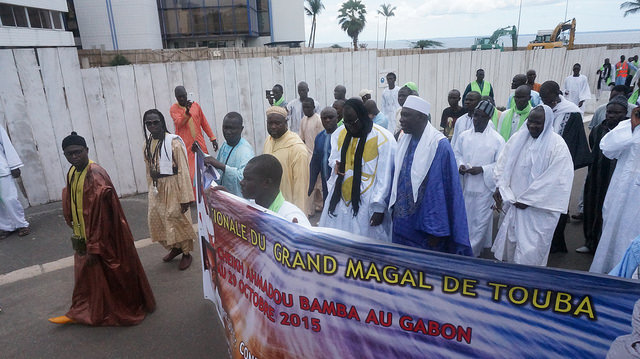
[
  {"xmin": 74, "ymin": 0, "xmax": 162, "ymax": 50},
  {"xmin": 0, "ymin": 27, "xmax": 74, "ymax": 47},
  {"xmin": 1, "ymin": 46, "xmax": 638, "ymax": 205},
  {"xmin": 1, "ymin": 0, "xmax": 68, "ymax": 12}
]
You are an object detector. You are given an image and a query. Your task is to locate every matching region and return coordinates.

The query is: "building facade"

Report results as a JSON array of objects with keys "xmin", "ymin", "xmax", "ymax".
[
  {"xmin": 0, "ymin": 0, "xmax": 74, "ymax": 47},
  {"xmin": 71, "ymin": 0, "xmax": 304, "ymax": 50}
]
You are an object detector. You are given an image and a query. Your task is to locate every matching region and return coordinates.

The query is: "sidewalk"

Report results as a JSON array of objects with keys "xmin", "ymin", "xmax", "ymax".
[{"xmin": 0, "ymin": 194, "xmax": 230, "ymax": 359}]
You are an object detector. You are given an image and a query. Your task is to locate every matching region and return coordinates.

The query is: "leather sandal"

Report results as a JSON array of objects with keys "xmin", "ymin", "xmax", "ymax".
[
  {"xmin": 17, "ymin": 227, "xmax": 30, "ymax": 236},
  {"xmin": 179, "ymin": 254, "xmax": 192, "ymax": 270},
  {"xmin": 163, "ymin": 248, "xmax": 182, "ymax": 262}
]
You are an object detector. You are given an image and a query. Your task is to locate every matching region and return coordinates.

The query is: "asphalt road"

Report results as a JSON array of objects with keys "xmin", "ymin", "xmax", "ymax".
[{"xmin": 0, "ymin": 126, "xmax": 595, "ymax": 358}]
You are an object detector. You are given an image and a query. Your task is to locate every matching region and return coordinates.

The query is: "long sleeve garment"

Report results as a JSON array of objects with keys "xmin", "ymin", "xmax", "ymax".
[
  {"xmin": 215, "ymin": 138, "xmax": 254, "ymax": 197},
  {"xmin": 170, "ymin": 102, "xmax": 216, "ymax": 181}
]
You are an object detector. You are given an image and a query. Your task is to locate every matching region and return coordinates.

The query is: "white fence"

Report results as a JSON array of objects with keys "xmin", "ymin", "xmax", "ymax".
[{"xmin": 1, "ymin": 46, "xmax": 638, "ymax": 205}]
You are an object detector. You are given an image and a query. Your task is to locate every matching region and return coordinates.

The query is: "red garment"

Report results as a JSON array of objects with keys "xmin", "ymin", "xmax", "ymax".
[
  {"xmin": 170, "ymin": 102, "xmax": 216, "ymax": 181},
  {"xmin": 616, "ymin": 61, "xmax": 629, "ymax": 78},
  {"xmin": 62, "ymin": 163, "xmax": 156, "ymax": 326}
]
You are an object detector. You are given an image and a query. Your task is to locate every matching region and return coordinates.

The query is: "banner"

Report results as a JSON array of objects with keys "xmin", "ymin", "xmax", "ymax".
[{"xmin": 194, "ymin": 148, "xmax": 640, "ymax": 358}]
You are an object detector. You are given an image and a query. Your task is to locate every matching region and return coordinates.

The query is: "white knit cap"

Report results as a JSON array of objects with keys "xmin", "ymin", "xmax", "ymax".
[{"xmin": 403, "ymin": 95, "xmax": 431, "ymax": 116}]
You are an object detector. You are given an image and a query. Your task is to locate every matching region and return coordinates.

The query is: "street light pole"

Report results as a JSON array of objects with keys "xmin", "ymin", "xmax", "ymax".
[{"xmin": 516, "ymin": 0, "xmax": 523, "ymax": 49}]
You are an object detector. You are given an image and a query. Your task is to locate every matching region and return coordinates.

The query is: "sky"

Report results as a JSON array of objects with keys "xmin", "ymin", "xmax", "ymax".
[{"xmin": 303, "ymin": 0, "xmax": 640, "ymax": 46}]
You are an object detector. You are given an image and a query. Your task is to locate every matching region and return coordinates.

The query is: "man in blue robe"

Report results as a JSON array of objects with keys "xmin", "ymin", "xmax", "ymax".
[
  {"xmin": 389, "ymin": 95, "xmax": 472, "ymax": 255},
  {"xmin": 203, "ymin": 112, "xmax": 254, "ymax": 197},
  {"xmin": 309, "ymin": 107, "xmax": 338, "ymax": 201}
]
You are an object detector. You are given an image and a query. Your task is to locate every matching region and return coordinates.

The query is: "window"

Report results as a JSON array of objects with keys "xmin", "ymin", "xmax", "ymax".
[
  {"xmin": 40, "ymin": 9, "xmax": 52, "ymax": 29},
  {"xmin": 51, "ymin": 11, "xmax": 62, "ymax": 29},
  {"xmin": 206, "ymin": 8, "xmax": 221, "ymax": 34},
  {"xmin": 27, "ymin": 7, "xmax": 42, "ymax": 28},
  {"xmin": 0, "ymin": 4, "xmax": 15, "ymax": 26},
  {"xmin": 192, "ymin": 8, "xmax": 206, "ymax": 34},
  {"xmin": 14, "ymin": 7, "xmax": 28, "ymax": 27}
]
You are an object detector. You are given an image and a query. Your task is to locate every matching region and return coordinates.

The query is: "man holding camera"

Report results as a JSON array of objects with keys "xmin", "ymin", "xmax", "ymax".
[{"xmin": 266, "ymin": 84, "xmax": 288, "ymax": 108}]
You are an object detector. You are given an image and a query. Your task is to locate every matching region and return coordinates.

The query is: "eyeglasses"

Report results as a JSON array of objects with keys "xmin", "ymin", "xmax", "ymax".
[
  {"xmin": 343, "ymin": 118, "xmax": 360, "ymax": 126},
  {"xmin": 145, "ymin": 120, "xmax": 162, "ymax": 126}
]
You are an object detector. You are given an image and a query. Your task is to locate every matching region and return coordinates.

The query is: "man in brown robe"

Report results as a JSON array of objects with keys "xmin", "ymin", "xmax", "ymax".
[{"xmin": 49, "ymin": 132, "xmax": 155, "ymax": 326}]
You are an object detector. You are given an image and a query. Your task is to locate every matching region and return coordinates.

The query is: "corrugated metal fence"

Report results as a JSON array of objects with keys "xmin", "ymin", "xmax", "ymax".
[{"xmin": 1, "ymin": 46, "xmax": 638, "ymax": 205}]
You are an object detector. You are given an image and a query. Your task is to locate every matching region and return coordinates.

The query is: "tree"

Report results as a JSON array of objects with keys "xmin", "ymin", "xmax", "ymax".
[
  {"xmin": 621, "ymin": 1, "xmax": 640, "ymax": 16},
  {"xmin": 305, "ymin": 0, "xmax": 325, "ymax": 48},
  {"xmin": 110, "ymin": 54, "xmax": 130, "ymax": 66},
  {"xmin": 412, "ymin": 40, "xmax": 443, "ymax": 50},
  {"xmin": 377, "ymin": 4, "xmax": 396, "ymax": 49},
  {"xmin": 338, "ymin": 0, "xmax": 367, "ymax": 51}
]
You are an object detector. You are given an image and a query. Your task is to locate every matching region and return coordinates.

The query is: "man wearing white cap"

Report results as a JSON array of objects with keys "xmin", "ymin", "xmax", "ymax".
[
  {"xmin": 389, "ymin": 95, "xmax": 472, "ymax": 255},
  {"xmin": 359, "ymin": 89, "xmax": 372, "ymax": 102}
]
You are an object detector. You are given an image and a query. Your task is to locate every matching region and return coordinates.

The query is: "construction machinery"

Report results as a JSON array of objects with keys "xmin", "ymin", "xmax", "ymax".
[
  {"xmin": 471, "ymin": 26, "xmax": 517, "ymax": 51},
  {"xmin": 527, "ymin": 18, "xmax": 576, "ymax": 50}
]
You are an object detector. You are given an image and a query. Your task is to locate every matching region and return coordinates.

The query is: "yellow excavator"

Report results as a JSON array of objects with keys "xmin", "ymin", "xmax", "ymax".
[{"xmin": 527, "ymin": 18, "xmax": 576, "ymax": 50}]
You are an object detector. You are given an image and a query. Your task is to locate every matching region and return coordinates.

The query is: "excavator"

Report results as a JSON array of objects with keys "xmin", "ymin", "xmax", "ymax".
[
  {"xmin": 527, "ymin": 18, "xmax": 576, "ymax": 50},
  {"xmin": 471, "ymin": 26, "xmax": 517, "ymax": 51}
]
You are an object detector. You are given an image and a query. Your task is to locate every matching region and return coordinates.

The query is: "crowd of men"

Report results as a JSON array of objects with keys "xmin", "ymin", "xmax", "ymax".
[{"xmin": 2, "ymin": 57, "xmax": 640, "ymax": 324}]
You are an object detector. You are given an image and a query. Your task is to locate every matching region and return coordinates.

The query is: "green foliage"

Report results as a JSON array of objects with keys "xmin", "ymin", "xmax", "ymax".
[
  {"xmin": 305, "ymin": 0, "xmax": 325, "ymax": 48},
  {"xmin": 378, "ymin": 3, "xmax": 397, "ymax": 49},
  {"xmin": 621, "ymin": 1, "xmax": 640, "ymax": 16},
  {"xmin": 330, "ymin": 44, "xmax": 343, "ymax": 48},
  {"xmin": 338, "ymin": 0, "xmax": 367, "ymax": 51},
  {"xmin": 110, "ymin": 54, "xmax": 130, "ymax": 66},
  {"xmin": 412, "ymin": 40, "xmax": 444, "ymax": 49}
]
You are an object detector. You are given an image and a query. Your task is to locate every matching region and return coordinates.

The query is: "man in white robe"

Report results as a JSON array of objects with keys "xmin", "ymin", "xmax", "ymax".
[
  {"xmin": 286, "ymin": 81, "xmax": 321, "ymax": 133},
  {"xmin": 562, "ymin": 63, "xmax": 591, "ymax": 111},
  {"xmin": 454, "ymin": 100, "xmax": 505, "ymax": 256},
  {"xmin": 0, "ymin": 125, "xmax": 30, "ymax": 238},
  {"xmin": 319, "ymin": 98, "xmax": 396, "ymax": 241},
  {"xmin": 381, "ymin": 72, "xmax": 400, "ymax": 129},
  {"xmin": 492, "ymin": 105, "xmax": 574, "ymax": 266},
  {"xmin": 450, "ymin": 91, "xmax": 481, "ymax": 150},
  {"xmin": 590, "ymin": 107, "xmax": 640, "ymax": 273}
]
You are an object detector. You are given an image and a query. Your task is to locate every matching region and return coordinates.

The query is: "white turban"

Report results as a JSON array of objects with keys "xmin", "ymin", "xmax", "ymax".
[{"xmin": 403, "ymin": 95, "xmax": 431, "ymax": 116}]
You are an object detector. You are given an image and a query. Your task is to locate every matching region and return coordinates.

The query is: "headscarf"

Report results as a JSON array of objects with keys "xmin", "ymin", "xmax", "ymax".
[
  {"xmin": 266, "ymin": 106, "xmax": 288, "ymax": 118},
  {"xmin": 403, "ymin": 82, "xmax": 418, "ymax": 93},
  {"xmin": 328, "ymin": 98, "xmax": 374, "ymax": 217},
  {"xmin": 498, "ymin": 104, "xmax": 556, "ymax": 200}
]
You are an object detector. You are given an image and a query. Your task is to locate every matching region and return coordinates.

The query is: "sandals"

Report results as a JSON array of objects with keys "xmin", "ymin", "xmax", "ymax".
[{"xmin": 17, "ymin": 227, "xmax": 30, "ymax": 237}]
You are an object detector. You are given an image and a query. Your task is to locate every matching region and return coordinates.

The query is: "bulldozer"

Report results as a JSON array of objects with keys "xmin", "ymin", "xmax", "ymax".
[
  {"xmin": 527, "ymin": 18, "xmax": 576, "ymax": 50},
  {"xmin": 471, "ymin": 26, "xmax": 517, "ymax": 51}
]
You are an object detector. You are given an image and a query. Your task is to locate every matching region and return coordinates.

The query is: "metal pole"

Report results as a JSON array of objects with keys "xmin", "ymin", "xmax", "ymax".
[
  {"xmin": 376, "ymin": 15, "xmax": 380, "ymax": 49},
  {"xmin": 564, "ymin": 0, "xmax": 569, "ymax": 22},
  {"xmin": 516, "ymin": 0, "xmax": 523, "ymax": 49}
]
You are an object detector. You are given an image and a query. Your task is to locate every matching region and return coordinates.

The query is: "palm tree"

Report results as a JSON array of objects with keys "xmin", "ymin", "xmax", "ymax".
[
  {"xmin": 305, "ymin": 0, "xmax": 325, "ymax": 48},
  {"xmin": 377, "ymin": 4, "xmax": 396, "ymax": 49},
  {"xmin": 621, "ymin": 1, "xmax": 640, "ymax": 16},
  {"xmin": 412, "ymin": 40, "xmax": 443, "ymax": 49},
  {"xmin": 338, "ymin": 0, "xmax": 367, "ymax": 51}
]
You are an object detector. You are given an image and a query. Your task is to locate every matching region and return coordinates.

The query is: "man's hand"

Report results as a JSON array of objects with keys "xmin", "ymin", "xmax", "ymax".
[
  {"xmin": 369, "ymin": 212, "xmax": 384, "ymax": 226},
  {"xmin": 458, "ymin": 165, "xmax": 467, "ymax": 175},
  {"xmin": 335, "ymin": 161, "xmax": 344, "ymax": 176},
  {"xmin": 466, "ymin": 166, "xmax": 483, "ymax": 175},
  {"xmin": 632, "ymin": 107, "xmax": 640, "ymax": 131},
  {"xmin": 180, "ymin": 202, "xmax": 191, "ymax": 213},
  {"xmin": 211, "ymin": 139, "xmax": 219, "ymax": 152},
  {"xmin": 515, "ymin": 202, "xmax": 529, "ymax": 209},
  {"xmin": 185, "ymin": 100, "xmax": 193, "ymax": 115},
  {"xmin": 191, "ymin": 142, "xmax": 199, "ymax": 153},
  {"xmin": 203, "ymin": 156, "xmax": 225, "ymax": 171},
  {"xmin": 10, "ymin": 168, "xmax": 20, "ymax": 178}
]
